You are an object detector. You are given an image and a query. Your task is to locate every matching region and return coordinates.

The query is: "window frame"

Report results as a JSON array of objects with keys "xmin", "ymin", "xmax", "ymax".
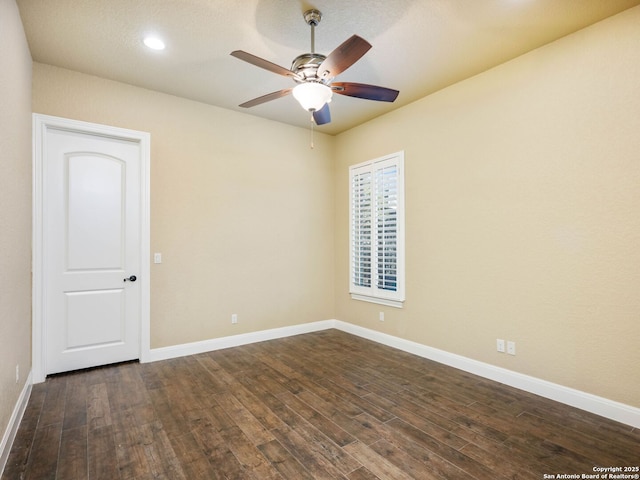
[{"xmin": 349, "ymin": 151, "xmax": 405, "ymax": 308}]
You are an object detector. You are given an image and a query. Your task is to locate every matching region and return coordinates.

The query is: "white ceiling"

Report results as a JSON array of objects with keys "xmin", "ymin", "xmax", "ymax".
[{"xmin": 17, "ymin": 0, "xmax": 640, "ymax": 135}]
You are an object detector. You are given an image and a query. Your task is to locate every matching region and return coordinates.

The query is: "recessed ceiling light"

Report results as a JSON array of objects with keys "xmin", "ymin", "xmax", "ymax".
[{"xmin": 143, "ymin": 36, "xmax": 165, "ymax": 50}]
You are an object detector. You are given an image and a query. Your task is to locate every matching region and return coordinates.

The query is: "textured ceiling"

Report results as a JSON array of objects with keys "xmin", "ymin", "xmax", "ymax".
[{"xmin": 17, "ymin": 0, "xmax": 640, "ymax": 135}]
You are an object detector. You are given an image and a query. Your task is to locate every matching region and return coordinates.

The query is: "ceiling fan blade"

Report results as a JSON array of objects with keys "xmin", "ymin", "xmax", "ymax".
[
  {"xmin": 239, "ymin": 88, "xmax": 293, "ymax": 108},
  {"xmin": 313, "ymin": 103, "xmax": 331, "ymax": 125},
  {"xmin": 317, "ymin": 35, "xmax": 372, "ymax": 81},
  {"xmin": 332, "ymin": 82, "xmax": 399, "ymax": 102},
  {"xmin": 230, "ymin": 50, "xmax": 296, "ymax": 78}
]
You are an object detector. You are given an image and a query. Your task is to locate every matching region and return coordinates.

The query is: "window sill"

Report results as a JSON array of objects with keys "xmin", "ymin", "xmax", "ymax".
[{"xmin": 351, "ymin": 293, "xmax": 404, "ymax": 309}]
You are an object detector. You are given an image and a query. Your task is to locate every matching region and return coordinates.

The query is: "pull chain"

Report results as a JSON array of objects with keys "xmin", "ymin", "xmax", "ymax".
[{"xmin": 310, "ymin": 112, "xmax": 315, "ymax": 149}]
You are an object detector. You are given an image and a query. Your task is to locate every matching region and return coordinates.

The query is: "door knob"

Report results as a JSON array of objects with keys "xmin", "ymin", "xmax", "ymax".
[{"xmin": 124, "ymin": 275, "xmax": 137, "ymax": 282}]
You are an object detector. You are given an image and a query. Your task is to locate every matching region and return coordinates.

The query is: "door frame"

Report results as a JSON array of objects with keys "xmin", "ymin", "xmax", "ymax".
[{"xmin": 32, "ymin": 114, "xmax": 151, "ymax": 383}]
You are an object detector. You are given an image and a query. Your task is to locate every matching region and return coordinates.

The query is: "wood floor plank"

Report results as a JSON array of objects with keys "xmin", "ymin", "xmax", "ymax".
[
  {"xmin": 213, "ymin": 392, "xmax": 276, "ymax": 446},
  {"xmin": 228, "ymin": 382, "xmax": 285, "ymax": 430},
  {"xmin": 161, "ymin": 377, "xmax": 204, "ymax": 418},
  {"xmin": 383, "ymin": 428, "xmax": 476, "ymax": 480},
  {"xmin": 250, "ymin": 354, "xmax": 307, "ymax": 393},
  {"xmin": 348, "ymin": 466, "xmax": 383, "ymax": 480},
  {"xmin": 316, "ymin": 376, "xmax": 397, "ymax": 423},
  {"xmin": 277, "ymin": 390, "xmax": 357, "ymax": 447},
  {"xmin": 459, "ymin": 442, "xmax": 541, "ymax": 480},
  {"xmin": 62, "ymin": 375, "xmax": 88, "ymax": 431},
  {"xmin": 207, "ymin": 347, "xmax": 256, "ymax": 374},
  {"xmin": 87, "ymin": 383, "xmax": 113, "ymax": 430},
  {"xmin": 4, "ymin": 330, "xmax": 638, "ymax": 480},
  {"xmin": 502, "ymin": 432, "xmax": 588, "ymax": 474},
  {"xmin": 145, "ymin": 385, "xmax": 189, "ymax": 438},
  {"xmin": 105, "ymin": 362, "xmax": 147, "ymax": 413},
  {"xmin": 463, "ymin": 429, "xmax": 546, "ymax": 477},
  {"xmin": 376, "ymin": 421, "xmax": 473, "ymax": 480},
  {"xmin": 343, "ymin": 441, "xmax": 415, "ymax": 480},
  {"xmin": 515, "ymin": 411, "xmax": 626, "ymax": 466},
  {"xmin": 24, "ymin": 423, "xmax": 62, "ymax": 480},
  {"xmin": 354, "ymin": 413, "xmax": 406, "ymax": 449},
  {"xmin": 188, "ymin": 408, "xmax": 248, "ymax": 479},
  {"xmin": 194, "ymin": 355, "xmax": 238, "ymax": 392},
  {"xmin": 87, "ymin": 424, "xmax": 121, "ymax": 480},
  {"xmin": 361, "ymin": 389, "xmax": 472, "ymax": 450},
  {"xmin": 257, "ymin": 438, "xmax": 315, "ymax": 480},
  {"xmin": 56, "ymin": 425, "xmax": 88, "ymax": 480},
  {"xmin": 297, "ymin": 380, "xmax": 365, "ymax": 418},
  {"xmin": 386, "ymin": 416, "xmax": 511, "ymax": 479},
  {"xmin": 218, "ymin": 425, "xmax": 281, "ymax": 479},
  {"xmin": 295, "ymin": 389, "xmax": 387, "ymax": 446},
  {"xmin": 174, "ymin": 355, "xmax": 224, "ymax": 398},
  {"xmin": 38, "ymin": 375, "xmax": 67, "ymax": 428},
  {"xmin": 282, "ymin": 412, "xmax": 363, "ymax": 475},
  {"xmin": 368, "ymin": 438, "xmax": 445, "ymax": 480},
  {"xmin": 139, "ymin": 421, "xmax": 187, "ymax": 480},
  {"xmin": 165, "ymin": 432, "xmax": 221, "ymax": 479},
  {"xmin": 271, "ymin": 425, "xmax": 351, "ymax": 479},
  {"xmin": 112, "ymin": 420, "xmax": 151, "ymax": 480},
  {"xmin": 395, "ymin": 387, "xmax": 511, "ymax": 444}
]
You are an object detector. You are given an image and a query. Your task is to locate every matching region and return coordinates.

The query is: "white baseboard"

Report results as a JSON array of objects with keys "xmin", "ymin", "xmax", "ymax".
[
  {"xmin": 334, "ymin": 320, "xmax": 640, "ymax": 429},
  {"xmin": 145, "ymin": 319, "xmax": 640, "ymax": 428},
  {"xmin": 145, "ymin": 320, "xmax": 335, "ymax": 363},
  {"xmin": 0, "ymin": 370, "xmax": 32, "ymax": 478}
]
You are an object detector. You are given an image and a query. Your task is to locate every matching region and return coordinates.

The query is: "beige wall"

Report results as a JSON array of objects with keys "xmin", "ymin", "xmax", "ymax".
[
  {"xmin": 0, "ymin": 0, "xmax": 33, "ymax": 445},
  {"xmin": 335, "ymin": 6, "xmax": 640, "ymax": 408},
  {"xmin": 4, "ymin": 4, "xmax": 637, "ymax": 444},
  {"xmin": 32, "ymin": 64, "xmax": 336, "ymax": 348}
]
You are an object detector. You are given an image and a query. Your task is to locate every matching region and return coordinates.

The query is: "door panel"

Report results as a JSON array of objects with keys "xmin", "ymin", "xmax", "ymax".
[
  {"xmin": 65, "ymin": 289, "xmax": 124, "ymax": 349},
  {"xmin": 44, "ymin": 126, "xmax": 142, "ymax": 375},
  {"xmin": 66, "ymin": 153, "xmax": 124, "ymax": 270}
]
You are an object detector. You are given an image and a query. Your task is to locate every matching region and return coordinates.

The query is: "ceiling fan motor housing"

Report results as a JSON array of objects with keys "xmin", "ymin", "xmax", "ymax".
[{"xmin": 291, "ymin": 53, "xmax": 330, "ymax": 84}]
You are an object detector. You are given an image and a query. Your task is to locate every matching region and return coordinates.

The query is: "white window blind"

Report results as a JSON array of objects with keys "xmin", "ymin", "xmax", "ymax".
[
  {"xmin": 349, "ymin": 152, "xmax": 405, "ymax": 307},
  {"xmin": 351, "ymin": 169, "xmax": 372, "ymax": 289}
]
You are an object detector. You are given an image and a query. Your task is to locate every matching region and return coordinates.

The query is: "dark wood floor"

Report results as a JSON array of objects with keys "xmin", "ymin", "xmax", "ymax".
[{"xmin": 3, "ymin": 330, "xmax": 638, "ymax": 479}]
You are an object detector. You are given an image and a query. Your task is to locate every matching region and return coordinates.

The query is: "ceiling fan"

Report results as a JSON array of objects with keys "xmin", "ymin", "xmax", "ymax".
[{"xmin": 230, "ymin": 9, "xmax": 399, "ymax": 126}]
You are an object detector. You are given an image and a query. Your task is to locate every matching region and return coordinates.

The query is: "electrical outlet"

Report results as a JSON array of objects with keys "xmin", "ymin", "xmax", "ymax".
[
  {"xmin": 231, "ymin": 314, "xmax": 238, "ymax": 324},
  {"xmin": 496, "ymin": 339, "xmax": 505, "ymax": 353},
  {"xmin": 15, "ymin": 365, "xmax": 19, "ymax": 383},
  {"xmin": 379, "ymin": 311, "xmax": 385, "ymax": 322},
  {"xmin": 507, "ymin": 341, "xmax": 516, "ymax": 355}
]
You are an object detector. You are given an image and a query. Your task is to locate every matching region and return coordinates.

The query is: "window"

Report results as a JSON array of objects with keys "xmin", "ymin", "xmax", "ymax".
[{"xmin": 349, "ymin": 151, "xmax": 405, "ymax": 307}]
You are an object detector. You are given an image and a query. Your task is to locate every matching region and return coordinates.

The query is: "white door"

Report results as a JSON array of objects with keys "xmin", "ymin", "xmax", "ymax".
[{"xmin": 35, "ymin": 116, "xmax": 149, "ymax": 377}]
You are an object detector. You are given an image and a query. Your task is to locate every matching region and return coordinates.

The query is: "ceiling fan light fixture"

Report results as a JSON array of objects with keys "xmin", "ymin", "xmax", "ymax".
[{"xmin": 292, "ymin": 82, "xmax": 333, "ymax": 111}]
